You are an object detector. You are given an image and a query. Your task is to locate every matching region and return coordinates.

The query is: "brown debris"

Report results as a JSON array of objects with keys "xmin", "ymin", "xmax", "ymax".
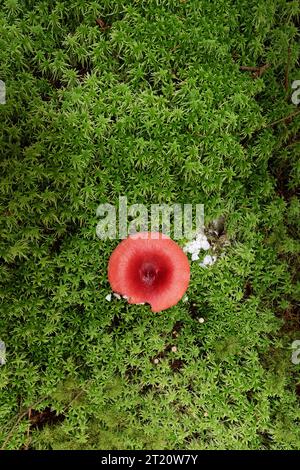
[
  {"xmin": 96, "ymin": 18, "xmax": 111, "ymax": 31},
  {"xmin": 239, "ymin": 63, "xmax": 270, "ymax": 79}
]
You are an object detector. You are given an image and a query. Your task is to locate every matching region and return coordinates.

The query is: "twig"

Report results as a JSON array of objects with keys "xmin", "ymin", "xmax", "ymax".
[
  {"xmin": 96, "ymin": 18, "xmax": 110, "ymax": 31},
  {"xmin": 2, "ymin": 382, "xmax": 89, "ymax": 450},
  {"xmin": 265, "ymin": 109, "xmax": 300, "ymax": 128},
  {"xmin": 62, "ymin": 389, "xmax": 85, "ymax": 414},
  {"xmin": 240, "ymin": 63, "xmax": 270, "ymax": 79},
  {"xmin": 255, "ymin": 63, "xmax": 270, "ymax": 78},
  {"xmin": 240, "ymin": 65, "xmax": 260, "ymax": 72},
  {"xmin": 1, "ymin": 397, "xmax": 47, "ymax": 450},
  {"xmin": 23, "ymin": 408, "xmax": 32, "ymax": 450},
  {"xmin": 285, "ymin": 46, "xmax": 291, "ymax": 93}
]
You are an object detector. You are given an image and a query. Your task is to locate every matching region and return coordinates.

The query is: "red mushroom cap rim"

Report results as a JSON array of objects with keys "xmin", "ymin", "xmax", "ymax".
[{"xmin": 108, "ymin": 232, "xmax": 190, "ymax": 312}]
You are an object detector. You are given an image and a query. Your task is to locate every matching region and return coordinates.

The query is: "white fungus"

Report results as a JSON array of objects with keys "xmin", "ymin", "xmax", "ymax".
[
  {"xmin": 105, "ymin": 293, "xmax": 112, "ymax": 301},
  {"xmin": 199, "ymin": 254, "xmax": 217, "ymax": 268},
  {"xmin": 113, "ymin": 293, "xmax": 121, "ymax": 300},
  {"xmin": 184, "ymin": 232, "xmax": 211, "ymax": 264},
  {"xmin": 201, "ymin": 239, "xmax": 210, "ymax": 251}
]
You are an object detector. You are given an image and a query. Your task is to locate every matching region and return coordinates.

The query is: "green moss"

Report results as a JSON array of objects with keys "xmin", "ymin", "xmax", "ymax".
[{"xmin": 0, "ymin": 0, "xmax": 299, "ymax": 450}]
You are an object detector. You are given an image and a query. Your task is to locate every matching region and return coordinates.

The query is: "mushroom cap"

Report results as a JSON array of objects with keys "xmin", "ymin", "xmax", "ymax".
[{"xmin": 108, "ymin": 232, "xmax": 190, "ymax": 312}]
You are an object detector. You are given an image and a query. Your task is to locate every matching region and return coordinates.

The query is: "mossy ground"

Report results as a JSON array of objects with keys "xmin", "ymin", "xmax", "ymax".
[{"xmin": 0, "ymin": 0, "xmax": 299, "ymax": 450}]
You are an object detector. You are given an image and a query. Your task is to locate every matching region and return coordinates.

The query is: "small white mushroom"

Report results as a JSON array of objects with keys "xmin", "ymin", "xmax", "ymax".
[
  {"xmin": 199, "ymin": 254, "xmax": 217, "ymax": 267},
  {"xmin": 200, "ymin": 239, "xmax": 210, "ymax": 250},
  {"xmin": 184, "ymin": 232, "xmax": 211, "ymax": 260}
]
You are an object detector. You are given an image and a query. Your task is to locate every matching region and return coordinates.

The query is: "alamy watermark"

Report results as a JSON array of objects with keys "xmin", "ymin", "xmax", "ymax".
[
  {"xmin": 0, "ymin": 80, "xmax": 5, "ymax": 104},
  {"xmin": 96, "ymin": 196, "xmax": 204, "ymax": 240},
  {"xmin": 291, "ymin": 80, "xmax": 300, "ymax": 105},
  {"xmin": 291, "ymin": 340, "xmax": 300, "ymax": 365},
  {"xmin": 0, "ymin": 340, "xmax": 6, "ymax": 366}
]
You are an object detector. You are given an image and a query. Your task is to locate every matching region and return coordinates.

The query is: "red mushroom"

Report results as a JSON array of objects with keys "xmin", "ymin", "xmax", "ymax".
[{"xmin": 108, "ymin": 232, "xmax": 190, "ymax": 312}]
